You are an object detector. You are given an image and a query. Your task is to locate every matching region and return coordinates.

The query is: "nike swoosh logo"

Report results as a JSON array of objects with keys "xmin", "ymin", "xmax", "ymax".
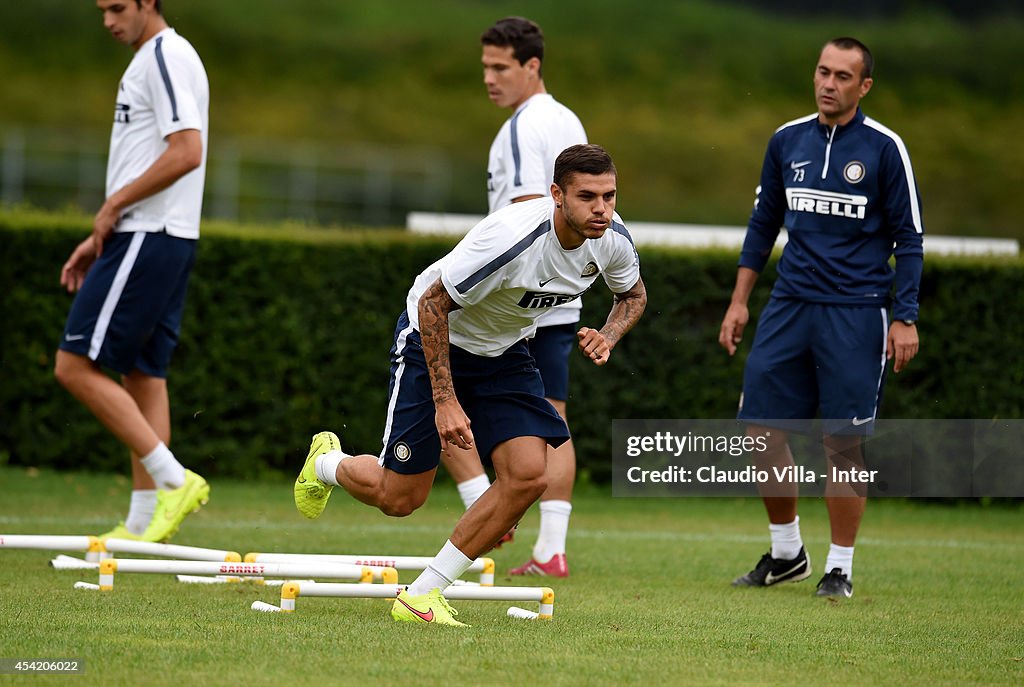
[
  {"xmin": 297, "ymin": 477, "xmax": 307, "ymax": 483},
  {"xmin": 163, "ymin": 481, "xmax": 201, "ymax": 520},
  {"xmin": 539, "ymin": 277, "xmax": 557, "ymax": 287},
  {"xmin": 790, "ymin": 160, "xmax": 811, "ymax": 169},
  {"xmin": 65, "ymin": 334, "xmax": 86, "ymax": 341},
  {"xmin": 851, "ymin": 417, "xmax": 873, "ymax": 426},
  {"xmin": 765, "ymin": 559, "xmax": 805, "ymax": 585},
  {"xmin": 396, "ymin": 596, "xmax": 434, "ymax": 622}
]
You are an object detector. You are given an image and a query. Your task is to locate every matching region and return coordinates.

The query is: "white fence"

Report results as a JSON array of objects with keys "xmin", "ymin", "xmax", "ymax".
[
  {"xmin": 1, "ymin": 126, "xmax": 452, "ymax": 227},
  {"xmin": 406, "ymin": 212, "xmax": 1020, "ymax": 257}
]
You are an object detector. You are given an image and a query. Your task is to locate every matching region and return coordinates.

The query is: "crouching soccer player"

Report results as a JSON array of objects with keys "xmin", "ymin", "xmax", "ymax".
[{"xmin": 294, "ymin": 144, "xmax": 646, "ymax": 625}]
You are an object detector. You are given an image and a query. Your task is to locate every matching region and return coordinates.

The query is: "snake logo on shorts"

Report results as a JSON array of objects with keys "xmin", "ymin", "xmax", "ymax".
[{"xmin": 394, "ymin": 442, "xmax": 412, "ymax": 462}]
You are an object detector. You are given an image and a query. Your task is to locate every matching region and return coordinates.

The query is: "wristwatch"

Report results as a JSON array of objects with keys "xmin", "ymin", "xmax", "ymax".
[{"xmin": 901, "ymin": 319, "xmax": 916, "ymax": 326}]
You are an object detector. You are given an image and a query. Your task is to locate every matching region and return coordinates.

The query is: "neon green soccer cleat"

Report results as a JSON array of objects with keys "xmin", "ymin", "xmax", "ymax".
[
  {"xmin": 391, "ymin": 588, "xmax": 468, "ymax": 627},
  {"xmin": 294, "ymin": 431, "xmax": 340, "ymax": 519},
  {"xmin": 142, "ymin": 470, "xmax": 210, "ymax": 542},
  {"xmin": 98, "ymin": 522, "xmax": 145, "ymax": 542}
]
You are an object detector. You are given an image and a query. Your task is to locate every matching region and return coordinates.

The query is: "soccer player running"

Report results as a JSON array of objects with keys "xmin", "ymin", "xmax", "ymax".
[
  {"xmin": 442, "ymin": 16, "xmax": 589, "ymax": 577},
  {"xmin": 295, "ymin": 144, "xmax": 646, "ymax": 625},
  {"xmin": 55, "ymin": 0, "xmax": 210, "ymax": 542},
  {"xmin": 718, "ymin": 38, "xmax": 923, "ymax": 598}
]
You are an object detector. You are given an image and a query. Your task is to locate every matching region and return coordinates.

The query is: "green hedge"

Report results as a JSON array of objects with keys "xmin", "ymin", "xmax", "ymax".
[{"xmin": 1, "ymin": 209, "xmax": 1021, "ymax": 482}]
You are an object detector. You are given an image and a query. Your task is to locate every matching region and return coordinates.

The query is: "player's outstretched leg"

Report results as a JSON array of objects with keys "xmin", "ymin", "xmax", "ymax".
[{"xmin": 294, "ymin": 431, "xmax": 340, "ymax": 519}]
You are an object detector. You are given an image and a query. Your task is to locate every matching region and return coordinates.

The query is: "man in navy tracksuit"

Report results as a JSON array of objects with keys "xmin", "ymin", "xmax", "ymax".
[{"xmin": 719, "ymin": 37, "xmax": 924, "ymax": 598}]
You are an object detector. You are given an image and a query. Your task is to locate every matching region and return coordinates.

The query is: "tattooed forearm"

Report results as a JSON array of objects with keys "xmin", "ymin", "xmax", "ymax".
[
  {"xmin": 599, "ymin": 277, "xmax": 647, "ymax": 348},
  {"xmin": 418, "ymin": 278, "xmax": 460, "ymax": 404}
]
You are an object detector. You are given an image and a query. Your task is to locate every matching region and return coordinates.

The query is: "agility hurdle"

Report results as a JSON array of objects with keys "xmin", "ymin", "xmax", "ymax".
[
  {"xmin": 48, "ymin": 539, "xmax": 242, "ymax": 570},
  {"xmin": 176, "ymin": 575, "xmax": 315, "ymax": 587},
  {"xmin": 3, "ymin": 534, "xmax": 243, "ymax": 565},
  {"xmin": 258, "ymin": 581, "xmax": 554, "ymax": 619},
  {"xmin": 1, "ymin": 535, "xmax": 106, "ymax": 561},
  {"xmin": 245, "ymin": 552, "xmax": 496, "ymax": 586},
  {"xmin": 104, "ymin": 538, "xmax": 242, "ymax": 562},
  {"xmin": 97, "ymin": 559, "xmax": 398, "ymax": 590}
]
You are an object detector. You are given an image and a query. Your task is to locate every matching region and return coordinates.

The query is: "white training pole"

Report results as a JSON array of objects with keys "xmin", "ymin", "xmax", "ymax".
[
  {"xmin": 251, "ymin": 601, "xmax": 283, "ymax": 613},
  {"xmin": 0, "ymin": 534, "xmax": 109, "ymax": 561},
  {"xmin": 50, "ymin": 555, "xmax": 99, "ymax": 571},
  {"xmin": 0, "ymin": 534, "xmax": 107, "ymax": 562},
  {"xmin": 262, "ymin": 579, "xmax": 315, "ymax": 587},
  {"xmin": 246, "ymin": 552, "xmax": 495, "ymax": 585},
  {"xmin": 175, "ymin": 575, "xmax": 315, "ymax": 587},
  {"xmin": 73, "ymin": 581, "xmax": 100, "ymax": 591},
  {"xmin": 279, "ymin": 581, "xmax": 555, "ymax": 619},
  {"xmin": 0, "ymin": 535, "xmax": 95, "ymax": 551},
  {"xmin": 97, "ymin": 558, "xmax": 397, "ymax": 591},
  {"xmin": 507, "ymin": 606, "xmax": 540, "ymax": 620},
  {"xmin": 175, "ymin": 575, "xmax": 243, "ymax": 585},
  {"xmin": 104, "ymin": 538, "xmax": 241, "ymax": 562}
]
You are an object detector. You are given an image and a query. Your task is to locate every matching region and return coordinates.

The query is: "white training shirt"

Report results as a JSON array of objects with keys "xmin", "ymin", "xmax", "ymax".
[
  {"xmin": 107, "ymin": 28, "xmax": 209, "ymax": 240},
  {"xmin": 406, "ymin": 197, "xmax": 640, "ymax": 358},
  {"xmin": 487, "ymin": 92, "xmax": 587, "ymax": 327}
]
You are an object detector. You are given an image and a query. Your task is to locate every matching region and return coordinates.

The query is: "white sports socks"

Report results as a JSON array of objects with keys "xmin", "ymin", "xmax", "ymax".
[
  {"xmin": 533, "ymin": 499, "xmax": 572, "ymax": 562},
  {"xmin": 125, "ymin": 489, "xmax": 157, "ymax": 535},
  {"xmin": 315, "ymin": 450, "xmax": 351, "ymax": 486},
  {"xmin": 140, "ymin": 442, "xmax": 185, "ymax": 490},
  {"xmin": 456, "ymin": 474, "xmax": 491, "ymax": 510},
  {"xmin": 825, "ymin": 543, "xmax": 855, "ymax": 579},
  {"xmin": 769, "ymin": 516, "xmax": 804, "ymax": 561},
  {"xmin": 406, "ymin": 539, "xmax": 474, "ymax": 597}
]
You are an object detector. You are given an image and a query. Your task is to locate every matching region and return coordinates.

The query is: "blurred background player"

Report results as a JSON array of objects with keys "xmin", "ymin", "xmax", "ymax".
[
  {"xmin": 295, "ymin": 145, "xmax": 646, "ymax": 625},
  {"xmin": 441, "ymin": 16, "xmax": 588, "ymax": 578},
  {"xmin": 718, "ymin": 37, "xmax": 923, "ymax": 598},
  {"xmin": 55, "ymin": 0, "xmax": 210, "ymax": 542}
]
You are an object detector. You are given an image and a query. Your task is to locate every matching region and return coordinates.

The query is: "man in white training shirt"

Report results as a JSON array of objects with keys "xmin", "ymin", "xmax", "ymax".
[
  {"xmin": 294, "ymin": 145, "xmax": 647, "ymax": 626},
  {"xmin": 443, "ymin": 16, "xmax": 589, "ymax": 578},
  {"xmin": 55, "ymin": 0, "xmax": 209, "ymax": 543}
]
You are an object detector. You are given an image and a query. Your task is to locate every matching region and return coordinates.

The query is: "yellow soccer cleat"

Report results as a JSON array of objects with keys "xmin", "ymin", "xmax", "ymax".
[
  {"xmin": 142, "ymin": 470, "xmax": 210, "ymax": 542},
  {"xmin": 293, "ymin": 431, "xmax": 340, "ymax": 519},
  {"xmin": 391, "ymin": 588, "xmax": 468, "ymax": 627},
  {"xmin": 98, "ymin": 522, "xmax": 145, "ymax": 542}
]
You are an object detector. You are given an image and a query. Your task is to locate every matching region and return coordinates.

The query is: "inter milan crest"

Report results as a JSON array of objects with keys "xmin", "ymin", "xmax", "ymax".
[
  {"xmin": 394, "ymin": 442, "xmax": 412, "ymax": 462},
  {"xmin": 843, "ymin": 161, "xmax": 866, "ymax": 184},
  {"xmin": 580, "ymin": 261, "xmax": 599, "ymax": 278}
]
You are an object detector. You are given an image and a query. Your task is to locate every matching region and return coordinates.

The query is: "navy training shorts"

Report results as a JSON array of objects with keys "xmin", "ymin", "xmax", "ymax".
[
  {"xmin": 738, "ymin": 298, "xmax": 889, "ymax": 435},
  {"xmin": 378, "ymin": 311, "xmax": 570, "ymax": 474},
  {"xmin": 528, "ymin": 322, "xmax": 576, "ymax": 402},
  {"xmin": 59, "ymin": 230, "xmax": 197, "ymax": 378}
]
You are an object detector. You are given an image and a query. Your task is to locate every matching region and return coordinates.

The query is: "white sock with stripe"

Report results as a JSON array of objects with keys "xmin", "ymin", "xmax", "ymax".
[
  {"xmin": 140, "ymin": 442, "xmax": 185, "ymax": 490},
  {"xmin": 406, "ymin": 539, "xmax": 473, "ymax": 597}
]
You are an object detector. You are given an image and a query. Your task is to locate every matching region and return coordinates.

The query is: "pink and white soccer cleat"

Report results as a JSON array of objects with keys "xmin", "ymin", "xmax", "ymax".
[{"xmin": 509, "ymin": 553, "xmax": 569, "ymax": 578}]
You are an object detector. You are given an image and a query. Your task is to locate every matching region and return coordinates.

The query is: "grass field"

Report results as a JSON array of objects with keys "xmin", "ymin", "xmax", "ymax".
[{"xmin": 0, "ymin": 466, "xmax": 1021, "ymax": 686}]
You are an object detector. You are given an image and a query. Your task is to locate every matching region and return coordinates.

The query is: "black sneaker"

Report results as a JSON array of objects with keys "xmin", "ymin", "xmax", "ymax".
[
  {"xmin": 732, "ymin": 547, "xmax": 811, "ymax": 587},
  {"xmin": 815, "ymin": 568, "xmax": 853, "ymax": 598}
]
